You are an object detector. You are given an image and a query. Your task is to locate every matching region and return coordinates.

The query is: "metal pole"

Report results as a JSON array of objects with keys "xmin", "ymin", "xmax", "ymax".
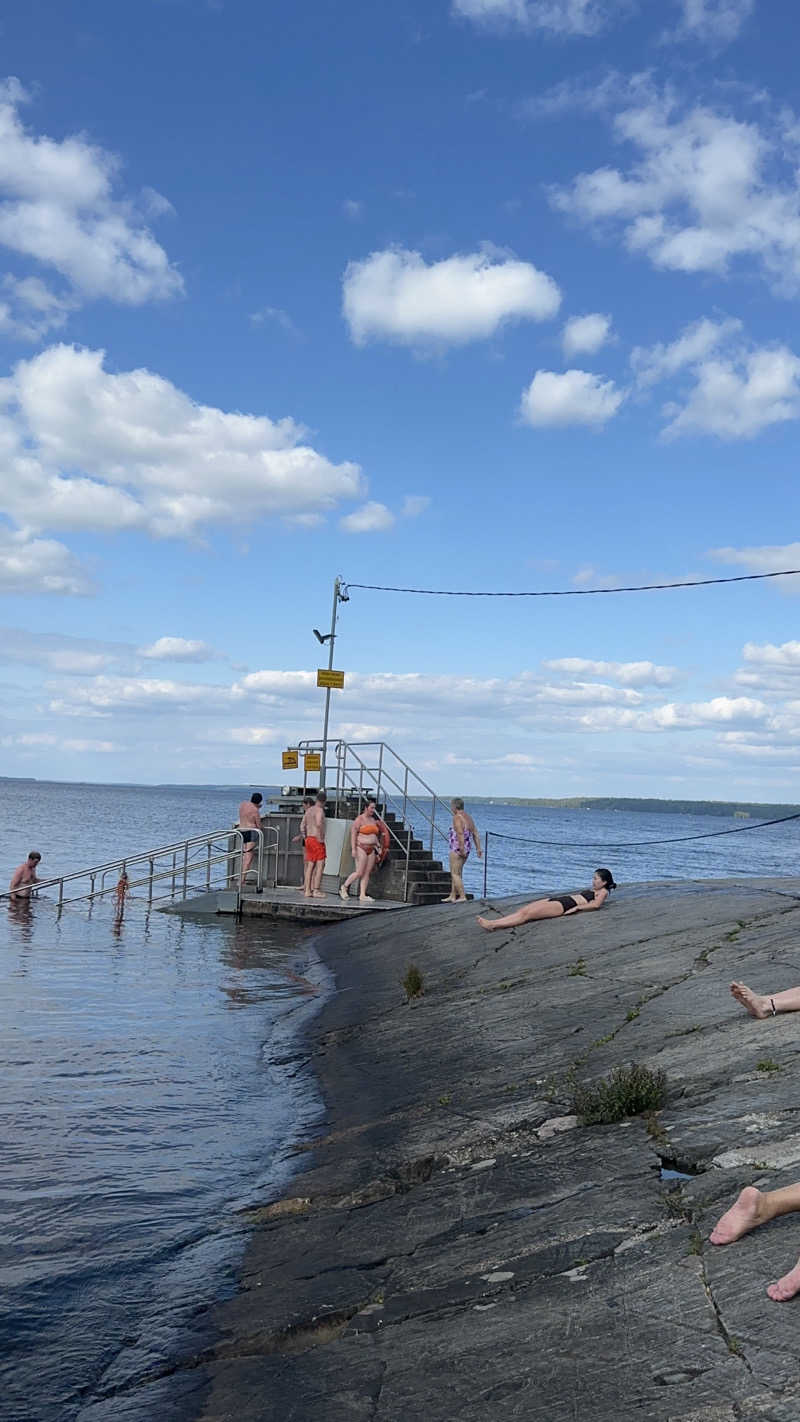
[
  {"xmin": 320, "ymin": 576, "xmax": 340, "ymax": 794},
  {"xmin": 147, "ymin": 858, "xmax": 154, "ymax": 907},
  {"xmin": 483, "ymin": 832, "xmax": 489, "ymax": 900}
]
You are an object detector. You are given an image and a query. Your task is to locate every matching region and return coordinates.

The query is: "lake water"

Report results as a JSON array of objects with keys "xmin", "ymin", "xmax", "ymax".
[{"xmin": 2, "ymin": 778, "xmax": 799, "ymax": 1420}]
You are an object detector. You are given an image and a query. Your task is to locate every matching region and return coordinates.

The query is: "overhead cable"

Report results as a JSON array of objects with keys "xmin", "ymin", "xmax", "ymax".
[{"xmin": 345, "ymin": 568, "xmax": 800, "ymax": 598}]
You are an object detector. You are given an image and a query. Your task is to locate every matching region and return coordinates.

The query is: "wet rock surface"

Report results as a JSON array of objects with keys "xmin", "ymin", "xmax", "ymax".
[{"xmin": 199, "ymin": 879, "xmax": 800, "ymax": 1420}]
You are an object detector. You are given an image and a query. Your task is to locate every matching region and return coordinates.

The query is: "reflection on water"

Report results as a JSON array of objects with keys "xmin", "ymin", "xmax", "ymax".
[{"xmin": 0, "ymin": 893, "xmax": 328, "ymax": 1422}]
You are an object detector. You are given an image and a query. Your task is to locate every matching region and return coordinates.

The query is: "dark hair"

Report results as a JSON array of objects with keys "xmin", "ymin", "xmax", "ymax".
[
  {"xmin": 28, "ymin": 850, "xmax": 41, "ymax": 862},
  {"xmin": 250, "ymin": 792, "xmax": 263, "ymax": 805},
  {"xmin": 452, "ymin": 797, "xmax": 464, "ymax": 811},
  {"xmin": 595, "ymin": 867, "xmax": 617, "ymax": 891},
  {"xmin": 315, "ymin": 792, "xmax": 327, "ymax": 804},
  {"xmin": 302, "ymin": 795, "xmax": 314, "ymax": 806}
]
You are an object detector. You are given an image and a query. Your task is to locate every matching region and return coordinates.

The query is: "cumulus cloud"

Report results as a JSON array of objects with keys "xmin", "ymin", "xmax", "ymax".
[
  {"xmin": 519, "ymin": 368, "xmax": 624, "ymax": 427},
  {"xmin": 670, "ymin": 0, "xmax": 753, "ymax": 44},
  {"xmin": 562, "ymin": 313, "xmax": 612, "ymax": 358},
  {"xmin": 342, "ymin": 246, "xmax": 561, "ymax": 347},
  {"xmin": 551, "ymin": 91, "xmax": 800, "ymax": 292},
  {"xmin": 543, "ymin": 656, "xmax": 678, "ymax": 686},
  {"xmin": 452, "ymin": 0, "xmax": 613, "ymax": 36},
  {"xmin": 631, "ymin": 317, "xmax": 742, "ymax": 387},
  {"xmin": 0, "ymin": 525, "xmax": 91, "ymax": 594},
  {"xmin": 743, "ymin": 640, "xmax": 800, "ymax": 668},
  {"xmin": 0, "ymin": 77, "xmax": 181, "ymax": 337},
  {"xmin": 48, "ymin": 675, "xmax": 235, "ymax": 716},
  {"xmin": 0, "ymin": 343, "xmax": 364, "ymax": 539},
  {"xmin": 663, "ymin": 345, "xmax": 800, "ymax": 439},
  {"xmin": 340, "ymin": 501, "xmax": 396, "ymax": 534},
  {"xmin": 138, "ymin": 636, "xmax": 215, "ymax": 662},
  {"xmin": 710, "ymin": 543, "xmax": 800, "ymax": 584}
]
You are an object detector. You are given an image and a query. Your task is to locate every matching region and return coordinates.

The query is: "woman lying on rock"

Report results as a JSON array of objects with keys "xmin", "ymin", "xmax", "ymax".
[
  {"xmin": 728, "ymin": 982, "xmax": 800, "ymax": 1019},
  {"xmin": 710, "ymin": 1185, "xmax": 800, "ymax": 1301},
  {"xmin": 476, "ymin": 868, "xmax": 616, "ymax": 932}
]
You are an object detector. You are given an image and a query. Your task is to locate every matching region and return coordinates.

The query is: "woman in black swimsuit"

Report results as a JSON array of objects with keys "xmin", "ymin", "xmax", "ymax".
[{"xmin": 477, "ymin": 868, "xmax": 616, "ymax": 932}]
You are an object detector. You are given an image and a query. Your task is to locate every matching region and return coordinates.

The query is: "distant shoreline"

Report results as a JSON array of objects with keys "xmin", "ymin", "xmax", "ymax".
[{"xmin": 2, "ymin": 776, "xmax": 798, "ymax": 820}]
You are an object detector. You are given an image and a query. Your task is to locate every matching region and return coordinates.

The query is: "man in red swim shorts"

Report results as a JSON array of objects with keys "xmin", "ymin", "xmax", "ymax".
[{"xmin": 293, "ymin": 792, "xmax": 328, "ymax": 898}]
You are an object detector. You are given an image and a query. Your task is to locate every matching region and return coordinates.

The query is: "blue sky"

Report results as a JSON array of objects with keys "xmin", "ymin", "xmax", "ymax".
[{"xmin": 1, "ymin": 0, "xmax": 800, "ymax": 798}]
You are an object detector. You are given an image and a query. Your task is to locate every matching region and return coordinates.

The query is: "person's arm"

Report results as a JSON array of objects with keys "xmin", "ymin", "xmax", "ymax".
[
  {"xmin": 351, "ymin": 815, "xmax": 362, "ymax": 854},
  {"xmin": 292, "ymin": 810, "xmax": 308, "ymax": 843},
  {"xmin": 577, "ymin": 890, "xmax": 608, "ymax": 912},
  {"xmin": 468, "ymin": 815, "xmax": 482, "ymax": 858},
  {"xmin": 9, "ymin": 866, "xmax": 23, "ymax": 892}
]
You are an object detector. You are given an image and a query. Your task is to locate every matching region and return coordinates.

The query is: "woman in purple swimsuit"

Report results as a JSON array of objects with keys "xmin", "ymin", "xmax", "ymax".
[
  {"xmin": 442, "ymin": 798, "xmax": 482, "ymax": 903},
  {"xmin": 477, "ymin": 868, "xmax": 616, "ymax": 931}
]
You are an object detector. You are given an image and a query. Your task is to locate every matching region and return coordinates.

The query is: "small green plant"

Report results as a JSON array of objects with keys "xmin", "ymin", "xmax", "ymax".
[
  {"xmin": 756, "ymin": 1058, "xmax": 780, "ymax": 1074},
  {"xmin": 438, "ymin": 1093, "xmax": 451, "ymax": 1106},
  {"xmin": 727, "ymin": 1336, "xmax": 742, "ymax": 1356},
  {"xmin": 568, "ymin": 958, "xmax": 587, "ymax": 977},
  {"xmin": 626, "ymin": 1007, "xmax": 640, "ymax": 1023},
  {"xmin": 688, "ymin": 1230, "xmax": 703, "ymax": 1256},
  {"xmin": 571, "ymin": 1062, "xmax": 667, "ymax": 1126},
  {"xmin": 645, "ymin": 1112, "xmax": 667, "ymax": 1146},
  {"xmin": 402, "ymin": 963, "xmax": 424, "ymax": 1000},
  {"xmin": 591, "ymin": 1031, "xmax": 616, "ymax": 1049}
]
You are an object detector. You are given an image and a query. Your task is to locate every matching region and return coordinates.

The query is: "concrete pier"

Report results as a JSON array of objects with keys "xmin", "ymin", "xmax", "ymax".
[{"xmin": 190, "ymin": 877, "xmax": 800, "ymax": 1421}]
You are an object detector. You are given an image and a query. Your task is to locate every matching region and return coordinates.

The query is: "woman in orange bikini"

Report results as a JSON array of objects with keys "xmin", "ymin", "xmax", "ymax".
[{"xmin": 340, "ymin": 800, "xmax": 390, "ymax": 903}]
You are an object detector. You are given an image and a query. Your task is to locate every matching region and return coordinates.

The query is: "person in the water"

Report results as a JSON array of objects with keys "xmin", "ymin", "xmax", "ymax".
[
  {"xmin": 477, "ymin": 868, "xmax": 616, "ymax": 932},
  {"xmin": 710, "ymin": 1184, "xmax": 800, "ymax": 1301}
]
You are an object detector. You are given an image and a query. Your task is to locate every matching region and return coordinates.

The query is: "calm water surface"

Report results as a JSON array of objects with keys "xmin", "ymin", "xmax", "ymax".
[{"xmin": 2, "ymin": 778, "xmax": 800, "ymax": 1420}]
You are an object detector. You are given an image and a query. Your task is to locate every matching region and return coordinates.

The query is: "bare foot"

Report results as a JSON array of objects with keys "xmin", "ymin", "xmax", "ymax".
[
  {"xmin": 730, "ymin": 982, "xmax": 770, "ymax": 1019},
  {"xmin": 311, "ymin": 890, "xmax": 326, "ymax": 898},
  {"xmin": 767, "ymin": 1261, "xmax": 800, "ymax": 1301},
  {"xmin": 709, "ymin": 1186, "xmax": 765, "ymax": 1245},
  {"xmin": 477, "ymin": 916, "xmax": 496, "ymax": 932},
  {"xmin": 441, "ymin": 895, "xmax": 455, "ymax": 903},
  {"xmin": 359, "ymin": 895, "xmax": 374, "ymax": 904}
]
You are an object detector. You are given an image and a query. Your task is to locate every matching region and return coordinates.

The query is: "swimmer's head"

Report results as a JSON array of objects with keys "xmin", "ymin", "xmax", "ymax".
[
  {"xmin": 250, "ymin": 792, "xmax": 263, "ymax": 805},
  {"xmin": 451, "ymin": 798, "xmax": 464, "ymax": 811},
  {"xmin": 594, "ymin": 868, "xmax": 617, "ymax": 892},
  {"xmin": 28, "ymin": 851, "xmax": 41, "ymax": 863}
]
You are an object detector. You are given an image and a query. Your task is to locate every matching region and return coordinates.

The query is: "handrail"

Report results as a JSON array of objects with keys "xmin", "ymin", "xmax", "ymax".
[{"xmin": 1, "ymin": 824, "xmax": 279, "ymax": 912}]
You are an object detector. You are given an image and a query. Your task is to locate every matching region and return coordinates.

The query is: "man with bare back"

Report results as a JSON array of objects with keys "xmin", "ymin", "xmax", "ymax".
[
  {"xmin": 237, "ymin": 792, "xmax": 263, "ymax": 881},
  {"xmin": 293, "ymin": 792, "xmax": 327, "ymax": 898},
  {"xmin": 9, "ymin": 851, "xmax": 42, "ymax": 897}
]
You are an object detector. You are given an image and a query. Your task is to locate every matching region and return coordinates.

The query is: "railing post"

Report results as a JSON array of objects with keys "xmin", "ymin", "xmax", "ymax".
[
  {"xmin": 171, "ymin": 851, "xmax": 176, "ymax": 900},
  {"xmin": 206, "ymin": 842, "xmax": 212, "ymax": 890},
  {"xmin": 405, "ymin": 828, "xmax": 411, "ymax": 903},
  {"xmin": 183, "ymin": 844, "xmax": 188, "ymax": 898},
  {"xmin": 483, "ymin": 831, "xmax": 489, "ymax": 900},
  {"xmin": 403, "ymin": 765, "xmax": 408, "ymax": 824},
  {"xmin": 256, "ymin": 830, "xmax": 264, "ymax": 894},
  {"xmin": 57, "ymin": 879, "xmax": 64, "ymax": 914},
  {"xmin": 147, "ymin": 858, "xmax": 154, "ymax": 907},
  {"xmin": 90, "ymin": 873, "xmax": 96, "ymax": 901},
  {"xmin": 377, "ymin": 743, "xmax": 384, "ymax": 811}
]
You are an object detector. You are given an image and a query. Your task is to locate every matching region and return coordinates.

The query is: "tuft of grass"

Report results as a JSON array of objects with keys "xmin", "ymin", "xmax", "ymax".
[
  {"xmin": 572, "ymin": 1062, "xmax": 667, "ymax": 1126},
  {"xmin": 626, "ymin": 1007, "xmax": 640, "ymax": 1023},
  {"xmin": 756, "ymin": 1058, "xmax": 781, "ymax": 1074},
  {"xmin": 402, "ymin": 963, "xmax": 424, "ymax": 1001},
  {"xmin": 438, "ymin": 1093, "xmax": 451, "ymax": 1106},
  {"xmin": 645, "ymin": 1111, "xmax": 668, "ymax": 1146},
  {"xmin": 688, "ymin": 1230, "xmax": 703, "ymax": 1257},
  {"xmin": 727, "ymin": 1336, "xmax": 742, "ymax": 1356},
  {"xmin": 568, "ymin": 958, "xmax": 587, "ymax": 977}
]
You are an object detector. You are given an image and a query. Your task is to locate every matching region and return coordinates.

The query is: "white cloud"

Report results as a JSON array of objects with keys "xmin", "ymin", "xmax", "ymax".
[
  {"xmin": 401, "ymin": 494, "xmax": 431, "ymax": 518},
  {"xmin": 562, "ymin": 312, "xmax": 611, "ymax": 357},
  {"xmin": 1, "ymin": 731, "xmax": 118, "ymax": 752},
  {"xmin": 340, "ymin": 501, "xmax": 396, "ymax": 534},
  {"xmin": 342, "ymin": 246, "xmax": 560, "ymax": 347},
  {"xmin": 663, "ymin": 345, "xmax": 800, "ymax": 439},
  {"xmin": 222, "ymin": 727, "xmax": 279, "ymax": 745},
  {"xmin": 710, "ymin": 543, "xmax": 800, "ymax": 581},
  {"xmin": 631, "ymin": 317, "xmax": 742, "ymax": 387},
  {"xmin": 0, "ymin": 343, "xmax": 364, "ymax": 539},
  {"xmin": 520, "ymin": 368, "xmax": 624, "ymax": 427},
  {"xmin": 551, "ymin": 92, "xmax": 800, "ymax": 292},
  {"xmin": 138, "ymin": 636, "xmax": 215, "ymax": 662},
  {"xmin": 671, "ymin": 0, "xmax": 753, "ymax": 44},
  {"xmin": 249, "ymin": 306, "xmax": 302, "ymax": 340},
  {"xmin": 452, "ymin": 0, "xmax": 612, "ymax": 36},
  {"xmin": 0, "ymin": 78, "xmax": 181, "ymax": 336},
  {"xmin": 0, "ymin": 525, "xmax": 91, "ymax": 594},
  {"xmin": 543, "ymin": 656, "xmax": 678, "ymax": 686},
  {"xmin": 342, "ymin": 199, "xmax": 363, "ymax": 220},
  {"xmin": 49, "ymin": 675, "xmax": 235, "ymax": 715}
]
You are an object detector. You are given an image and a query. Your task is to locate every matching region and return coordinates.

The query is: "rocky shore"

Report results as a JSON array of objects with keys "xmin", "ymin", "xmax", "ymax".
[{"xmin": 200, "ymin": 879, "xmax": 800, "ymax": 1421}]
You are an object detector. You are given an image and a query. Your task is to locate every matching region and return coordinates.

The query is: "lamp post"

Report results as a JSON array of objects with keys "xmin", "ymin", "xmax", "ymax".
[{"xmin": 313, "ymin": 577, "xmax": 348, "ymax": 793}]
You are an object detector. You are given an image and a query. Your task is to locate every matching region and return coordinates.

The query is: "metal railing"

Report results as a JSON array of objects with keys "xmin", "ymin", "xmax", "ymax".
[
  {"xmin": 0, "ymin": 825, "xmax": 278, "ymax": 915},
  {"xmin": 297, "ymin": 738, "xmax": 453, "ymax": 900}
]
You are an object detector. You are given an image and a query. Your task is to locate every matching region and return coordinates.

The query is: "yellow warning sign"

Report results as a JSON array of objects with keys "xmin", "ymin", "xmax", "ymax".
[
  {"xmin": 303, "ymin": 752, "xmax": 322, "ymax": 772},
  {"xmin": 282, "ymin": 749, "xmax": 299, "ymax": 770},
  {"xmin": 316, "ymin": 668, "xmax": 345, "ymax": 689}
]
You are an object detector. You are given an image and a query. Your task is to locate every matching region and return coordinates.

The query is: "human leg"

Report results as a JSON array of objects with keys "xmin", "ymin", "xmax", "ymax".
[
  {"xmin": 449, "ymin": 852, "xmax": 467, "ymax": 902},
  {"xmin": 710, "ymin": 1182, "xmax": 800, "ymax": 1245},
  {"xmin": 476, "ymin": 898, "xmax": 564, "ymax": 932},
  {"xmin": 341, "ymin": 847, "xmax": 367, "ymax": 899},
  {"xmin": 359, "ymin": 850, "xmax": 376, "ymax": 902},
  {"xmin": 730, "ymin": 982, "xmax": 800, "ymax": 1019}
]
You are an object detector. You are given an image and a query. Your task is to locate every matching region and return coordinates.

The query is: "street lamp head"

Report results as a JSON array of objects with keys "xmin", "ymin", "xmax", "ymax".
[{"xmin": 313, "ymin": 628, "xmax": 329, "ymax": 645}]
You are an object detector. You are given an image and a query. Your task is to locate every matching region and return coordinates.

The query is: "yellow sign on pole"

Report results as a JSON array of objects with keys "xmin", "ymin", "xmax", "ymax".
[
  {"xmin": 303, "ymin": 752, "xmax": 322, "ymax": 772},
  {"xmin": 317, "ymin": 668, "xmax": 345, "ymax": 690},
  {"xmin": 282, "ymin": 749, "xmax": 299, "ymax": 770}
]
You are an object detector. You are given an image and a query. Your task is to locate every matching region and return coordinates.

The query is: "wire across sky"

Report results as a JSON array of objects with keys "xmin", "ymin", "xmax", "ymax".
[{"xmin": 345, "ymin": 568, "xmax": 800, "ymax": 598}]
